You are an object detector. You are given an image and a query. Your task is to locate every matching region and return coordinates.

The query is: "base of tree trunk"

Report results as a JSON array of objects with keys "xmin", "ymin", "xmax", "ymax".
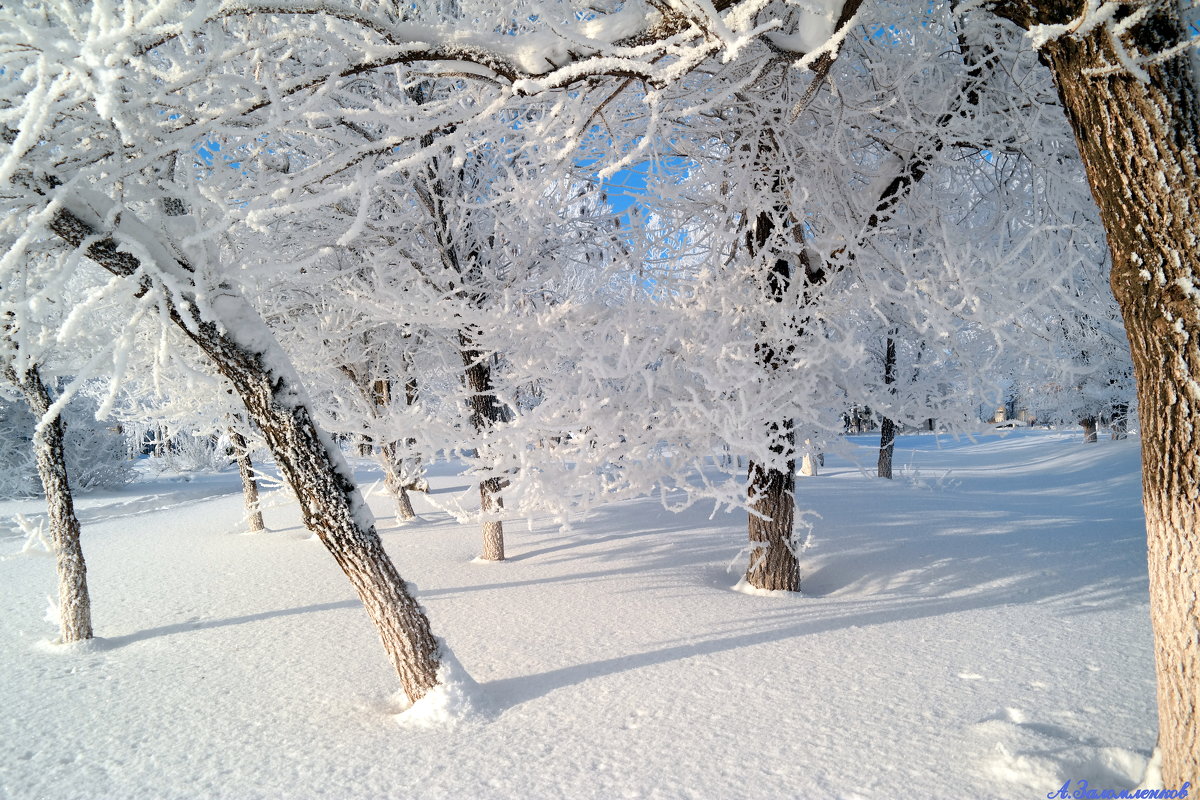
[
  {"xmin": 746, "ymin": 461, "xmax": 798, "ymax": 592},
  {"xmin": 231, "ymin": 430, "xmax": 265, "ymax": 532},
  {"xmin": 480, "ymin": 520, "xmax": 505, "ymax": 561},
  {"xmin": 479, "ymin": 477, "xmax": 505, "ymax": 561},
  {"xmin": 1081, "ymin": 417, "xmax": 1098, "ymax": 443},
  {"xmin": 878, "ymin": 416, "xmax": 896, "ymax": 479},
  {"xmin": 393, "ymin": 483, "xmax": 417, "ymax": 521}
]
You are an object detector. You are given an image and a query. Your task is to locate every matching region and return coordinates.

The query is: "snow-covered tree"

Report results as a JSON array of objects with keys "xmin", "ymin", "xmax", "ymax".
[{"xmin": 1, "ymin": 0, "xmax": 1196, "ymax": 777}]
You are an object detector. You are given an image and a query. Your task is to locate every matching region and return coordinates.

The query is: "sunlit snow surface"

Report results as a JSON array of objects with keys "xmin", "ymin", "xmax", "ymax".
[{"xmin": 0, "ymin": 430, "xmax": 1155, "ymax": 799}]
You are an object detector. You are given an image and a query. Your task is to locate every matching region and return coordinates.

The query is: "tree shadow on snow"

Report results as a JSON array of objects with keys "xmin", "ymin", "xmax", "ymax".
[
  {"xmin": 467, "ymin": 466, "xmax": 1149, "ymax": 713},
  {"xmin": 100, "ymin": 600, "xmax": 360, "ymax": 648}
]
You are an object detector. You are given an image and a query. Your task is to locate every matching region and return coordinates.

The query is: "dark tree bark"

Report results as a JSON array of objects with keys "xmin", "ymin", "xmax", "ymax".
[
  {"xmin": 878, "ymin": 335, "xmax": 898, "ymax": 479},
  {"xmin": 4, "ymin": 364, "xmax": 92, "ymax": 642},
  {"xmin": 228, "ymin": 428, "xmax": 265, "ymax": 532},
  {"xmin": 1080, "ymin": 416, "xmax": 1098, "ymax": 444},
  {"xmin": 988, "ymin": 0, "xmax": 1200, "ymax": 783},
  {"xmin": 47, "ymin": 205, "xmax": 441, "ymax": 703},
  {"xmin": 746, "ymin": 456, "xmax": 797, "ymax": 590}
]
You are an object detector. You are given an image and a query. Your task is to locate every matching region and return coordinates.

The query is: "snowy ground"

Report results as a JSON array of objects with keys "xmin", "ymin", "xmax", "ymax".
[{"xmin": 0, "ymin": 429, "xmax": 1156, "ymax": 800}]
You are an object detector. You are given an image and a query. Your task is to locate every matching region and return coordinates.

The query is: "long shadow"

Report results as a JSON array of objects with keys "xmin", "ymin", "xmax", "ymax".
[
  {"xmin": 479, "ymin": 573, "xmax": 1141, "ymax": 714},
  {"xmin": 416, "ymin": 558, "xmax": 724, "ymax": 599},
  {"xmin": 507, "ymin": 516, "xmax": 716, "ymax": 564},
  {"xmin": 100, "ymin": 600, "xmax": 360, "ymax": 648}
]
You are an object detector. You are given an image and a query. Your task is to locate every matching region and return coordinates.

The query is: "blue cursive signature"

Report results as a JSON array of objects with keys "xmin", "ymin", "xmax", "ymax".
[{"xmin": 1048, "ymin": 780, "xmax": 1192, "ymax": 800}]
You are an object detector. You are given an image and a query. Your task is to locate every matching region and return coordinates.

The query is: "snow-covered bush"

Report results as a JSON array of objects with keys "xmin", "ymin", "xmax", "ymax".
[
  {"xmin": 0, "ymin": 395, "xmax": 135, "ymax": 499},
  {"xmin": 0, "ymin": 400, "xmax": 39, "ymax": 498},
  {"xmin": 161, "ymin": 432, "xmax": 233, "ymax": 474}
]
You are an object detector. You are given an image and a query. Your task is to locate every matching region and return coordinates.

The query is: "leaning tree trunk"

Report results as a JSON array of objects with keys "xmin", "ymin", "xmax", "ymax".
[
  {"xmin": 210, "ymin": 341, "xmax": 440, "ymax": 701},
  {"xmin": 460, "ymin": 331, "xmax": 507, "ymax": 562},
  {"xmin": 9, "ymin": 365, "xmax": 92, "ymax": 642},
  {"xmin": 1026, "ymin": 8, "xmax": 1200, "ymax": 785},
  {"xmin": 48, "ymin": 205, "xmax": 441, "ymax": 703},
  {"xmin": 228, "ymin": 428, "xmax": 265, "ymax": 533},
  {"xmin": 1079, "ymin": 416, "xmax": 1098, "ymax": 444}
]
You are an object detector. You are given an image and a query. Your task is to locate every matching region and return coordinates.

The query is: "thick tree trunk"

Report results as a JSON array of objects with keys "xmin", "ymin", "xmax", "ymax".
[
  {"xmin": 48, "ymin": 206, "xmax": 441, "ymax": 703},
  {"xmin": 9, "ymin": 366, "xmax": 92, "ymax": 642},
  {"xmin": 460, "ymin": 331, "xmax": 508, "ymax": 561},
  {"xmin": 1024, "ymin": 8, "xmax": 1200, "ymax": 785},
  {"xmin": 229, "ymin": 429, "xmax": 265, "ymax": 533},
  {"xmin": 1080, "ymin": 416, "xmax": 1098, "ymax": 444},
  {"xmin": 878, "ymin": 336, "xmax": 898, "ymax": 479},
  {"xmin": 747, "ymin": 457, "xmax": 798, "ymax": 591}
]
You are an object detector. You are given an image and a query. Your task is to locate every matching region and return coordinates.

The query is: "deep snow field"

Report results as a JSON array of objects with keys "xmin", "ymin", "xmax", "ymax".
[{"xmin": 0, "ymin": 429, "xmax": 1156, "ymax": 800}]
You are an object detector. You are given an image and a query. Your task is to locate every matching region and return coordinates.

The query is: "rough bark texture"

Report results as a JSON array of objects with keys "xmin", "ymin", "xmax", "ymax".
[
  {"xmin": 48, "ymin": 207, "xmax": 441, "ymax": 703},
  {"xmin": 208, "ymin": 344, "xmax": 440, "ymax": 701},
  {"xmin": 746, "ymin": 458, "xmax": 798, "ymax": 590},
  {"xmin": 1012, "ymin": 3, "xmax": 1200, "ymax": 784},
  {"xmin": 1080, "ymin": 416, "xmax": 1098, "ymax": 444},
  {"xmin": 385, "ymin": 463, "xmax": 418, "ymax": 521},
  {"xmin": 9, "ymin": 365, "xmax": 93, "ymax": 642},
  {"xmin": 229, "ymin": 429, "xmax": 265, "ymax": 532}
]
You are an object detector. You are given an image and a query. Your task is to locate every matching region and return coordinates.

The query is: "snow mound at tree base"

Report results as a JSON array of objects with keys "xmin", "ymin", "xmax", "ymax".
[
  {"xmin": 394, "ymin": 645, "xmax": 482, "ymax": 728},
  {"xmin": 730, "ymin": 577, "xmax": 803, "ymax": 597},
  {"xmin": 30, "ymin": 636, "xmax": 108, "ymax": 655}
]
